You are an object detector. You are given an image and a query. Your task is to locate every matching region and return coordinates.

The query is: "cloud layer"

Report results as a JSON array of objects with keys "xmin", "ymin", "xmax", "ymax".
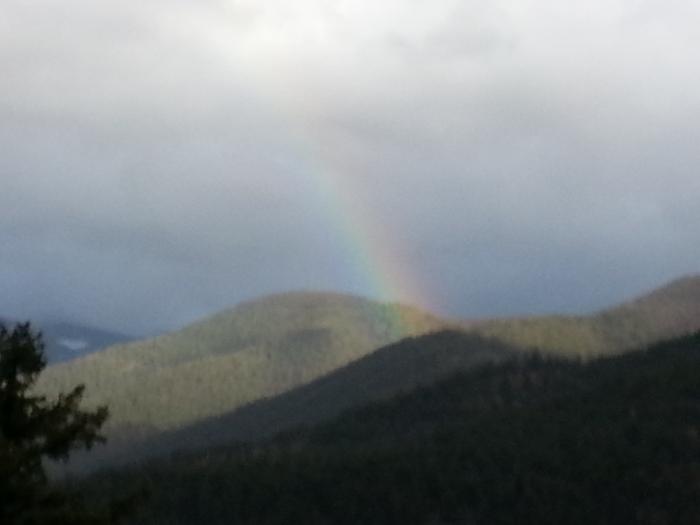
[{"xmin": 2, "ymin": 0, "xmax": 700, "ymax": 334}]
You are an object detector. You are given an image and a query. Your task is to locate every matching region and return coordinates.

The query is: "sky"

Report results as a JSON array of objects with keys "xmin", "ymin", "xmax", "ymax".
[{"xmin": 2, "ymin": 0, "xmax": 700, "ymax": 335}]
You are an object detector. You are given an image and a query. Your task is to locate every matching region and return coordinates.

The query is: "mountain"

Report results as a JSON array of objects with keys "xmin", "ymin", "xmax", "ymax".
[
  {"xmin": 39, "ymin": 292, "xmax": 448, "ymax": 437},
  {"xmin": 82, "ymin": 331, "xmax": 514, "ymax": 468},
  {"xmin": 40, "ymin": 322, "xmax": 134, "ymax": 363},
  {"xmin": 469, "ymin": 275, "xmax": 700, "ymax": 357},
  {"xmin": 0, "ymin": 318, "xmax": 132, "ymax": 363},
  {"xmin": 83, "ymin": 332, "xmax": 700, "ymax": 525},
  {"xmin": 40, "ymin": 276, "xmax": 700, "ymax": 472}
]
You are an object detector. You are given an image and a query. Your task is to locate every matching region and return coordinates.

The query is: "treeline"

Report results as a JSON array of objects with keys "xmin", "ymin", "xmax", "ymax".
[{"xmin": 83, "ymin": 332, "xmax": 700, "ymax": 524}]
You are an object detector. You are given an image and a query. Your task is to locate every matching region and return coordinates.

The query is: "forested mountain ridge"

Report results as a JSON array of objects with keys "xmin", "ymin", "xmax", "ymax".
[
  {"xmin": 38, "ymin": 292, "xmax": 447, "ymax": 434},
  {"xmin": 469, "ymin": 274, "xmax": 700, "ymax": 356},
  {"xmin": 94, "ymin": 331, "xmax": 515, "ymax": 467},
  {"xmin": 85, "ymin": 332, "xmax": 700, "ymax": 525},
  {"xmin": 37, "ymin": 276, "xmax": 700, "ymax": 472}
]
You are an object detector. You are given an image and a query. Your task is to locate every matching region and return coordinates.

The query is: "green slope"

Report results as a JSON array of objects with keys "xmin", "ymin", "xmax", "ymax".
[
  {"xmin": 103, "ymin": 331, "xmax": 514, "ymax": 466},
  {"xmin": 470, "ymin": 275, "xmax": 700, "ymax": 356},
  {"xmin": 85, "ymin": 332, "xmax": 700, "ymax": 525},
  {"xmin": 40, "ymin": 275, "xmax": 700, "ymax": 473},
  {"xmin": 39, "ymin": 292, "xmax": 447, "ymax": 434}
]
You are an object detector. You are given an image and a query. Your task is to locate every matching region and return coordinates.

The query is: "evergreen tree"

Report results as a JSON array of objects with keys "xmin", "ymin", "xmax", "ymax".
[{"xmin": 0, "ymin": 322, "xmax": 111, "ymax": 524}]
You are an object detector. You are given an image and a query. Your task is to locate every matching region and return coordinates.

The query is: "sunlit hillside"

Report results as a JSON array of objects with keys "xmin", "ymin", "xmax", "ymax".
[
  {"xmin": 98, "ymin": 331, "xmax": 515, "ymax": 466},
  {"xmin": 38, "ymin": 276, "xmax": 700, "ymax": 472},
  {"xmin": 470, "ymin": 275, "xmax": 700, "ymax": 357},
  {"xmin": 39, "ymin": 292, "xmax": 447, "ymax": 435}
]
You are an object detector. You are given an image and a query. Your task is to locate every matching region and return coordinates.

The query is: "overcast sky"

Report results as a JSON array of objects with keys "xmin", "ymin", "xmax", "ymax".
[{"xmin": 2, "ymin": 0, "xmax": 700, "ymax": 335}]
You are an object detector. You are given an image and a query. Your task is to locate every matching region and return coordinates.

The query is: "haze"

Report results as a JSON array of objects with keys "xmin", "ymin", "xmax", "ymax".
[{"xmin": 2, "ymin": 0, "xmax": 699, "ymax": 335}]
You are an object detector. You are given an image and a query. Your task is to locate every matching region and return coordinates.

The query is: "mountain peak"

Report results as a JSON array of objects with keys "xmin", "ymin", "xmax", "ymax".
[{"xmin": 40, "ymin": 291, "xmax": 447, "ymax": 434}]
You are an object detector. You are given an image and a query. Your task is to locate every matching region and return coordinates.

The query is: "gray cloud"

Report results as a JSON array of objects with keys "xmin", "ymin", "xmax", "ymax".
[{"xmin": 2, "ymin": 0, "xmax": 699, "ymax": 334}]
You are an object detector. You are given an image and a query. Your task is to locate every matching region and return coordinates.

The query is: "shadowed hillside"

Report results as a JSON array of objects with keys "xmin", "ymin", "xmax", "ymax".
[
  {"xmin": 470, "ymin": 275, "xmax": 700, "ymax": 356},
  {"xmin": 85, "ymin": 332, "xmax": 700, "ymax": 525},
  {"xmin": 39, "ymin": 293, "xmax": 447, "ymax": 436},
  {"xmin": 93, "ymin": 331, "xmax": 514, "ymax": 467}
]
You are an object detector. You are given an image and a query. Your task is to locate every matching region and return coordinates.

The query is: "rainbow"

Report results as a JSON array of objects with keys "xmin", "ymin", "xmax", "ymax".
[
  {"xmin": 194, "ymin": 14, "xmax": 437, "ymax": 328},
  {"xmin": 290, "ymin": 130, "xmax": 437, "ymax": 332}
]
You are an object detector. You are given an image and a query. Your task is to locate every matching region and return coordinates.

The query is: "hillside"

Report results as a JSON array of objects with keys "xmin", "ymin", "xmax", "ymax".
[
  {"xmin": 470, "ymin": 275, "xmax": 700, "ymax": 356},
  {"xmin": 84, "ymin": 332, "xmax": 700, "ymax": 525},
  {"xmin": 38, "ymin": 292, "xmax": 447, "ymax": 435},
  {"xmin": 40, "ymin": 276, "xmax": 700, "ymax": 472},
  {"xmin": 94, "ymin": 331, "xmax": 514, "ymax": 467}
]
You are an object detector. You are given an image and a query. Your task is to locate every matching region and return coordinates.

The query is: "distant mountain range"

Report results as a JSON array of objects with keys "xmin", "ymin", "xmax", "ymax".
[
  {"xmin": 37, "ymin": 275, "xmax": 700, "ymax": 472},
  {"xmin": 40, "ymin": 322, "xmax": 134, "ymax": 363},
  {"xmin": 0, "ymin": 318, "xmax": 132, "ymax": 363}
]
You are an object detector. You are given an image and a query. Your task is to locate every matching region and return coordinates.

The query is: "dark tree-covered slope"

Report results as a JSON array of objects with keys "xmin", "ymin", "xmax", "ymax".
[
  {"xmin": 97, "ymin": 331, "xmax": 514, "ymax": 467},
  {"xmin": 87, "ymin": 332, "xmax": 700, "ymax": 525}
]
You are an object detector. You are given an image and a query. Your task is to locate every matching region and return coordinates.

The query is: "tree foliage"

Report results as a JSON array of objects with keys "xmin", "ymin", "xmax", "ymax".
[{"xmin": 0, "ymin": 322, "xmax": 111, "ymax": 524}]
